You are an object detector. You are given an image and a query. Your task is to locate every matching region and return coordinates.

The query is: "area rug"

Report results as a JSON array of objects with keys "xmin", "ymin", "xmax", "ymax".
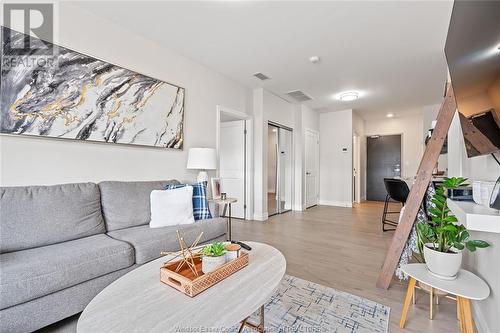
[{"xmin": 237, "ymin": 275, "xmax": 390, "ymax": 333}]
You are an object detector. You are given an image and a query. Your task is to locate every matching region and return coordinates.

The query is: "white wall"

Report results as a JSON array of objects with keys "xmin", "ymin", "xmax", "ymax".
[
  {"xmin": 264, "ymin": 92, "xmax": 294, "ymax": 129},
  {"xmin": 352, "ymin": 112, "xmax": 366, "ymax": 201},
  {"xmin": 364, "ymin": 114, "xmax": 424, "ymax": 180},
  {"xmin": 319, "ymin": 110, "xmax": 353, "ymax": 207},
  {"xmin": 294, "ymin": 105, "xmax": 320, "ymax": 210},
  {"xmin": 447, "ymin": 110, "xmax": 500, "ymax": 333},
  {"xmin": 253, "ymin": 89, "xmax": 266, "ymax": 220},
  {"xmin": 0, "ymin": 3, "xmax": 250, "ymax": 187},
  {"xmin": 463, "ymin": 230, "xmax": 500, "ymax": 333},
  {"xmin": 422, "ymin": 103, "xmax": 448, "ymax": 173},
  {"xmin": 302, "ymin": 105, "xmax": 320, "ymax": 131},
  {"xmin": 422, "ymin": 104, "xmax": 440, "ymax": 139},
  {"xmin": 252, "ymin": 89, "xmax": 296, "ymax": 220},
  {"xmin": 447, "ymin": 111, "xmax": 464, "ymax": 177},
  {"xmin": 448, "ymin": 112, "xmax": 500, "ymax": 333}
]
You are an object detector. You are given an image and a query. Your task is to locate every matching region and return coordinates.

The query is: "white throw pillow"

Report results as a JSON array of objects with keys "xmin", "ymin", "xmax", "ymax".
[{"xmin": 149, "ymin": 186, "xmax": 195, "ymax": 228}]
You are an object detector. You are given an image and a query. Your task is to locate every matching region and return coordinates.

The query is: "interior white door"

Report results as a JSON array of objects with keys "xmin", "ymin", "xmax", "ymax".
[
  {"xmin": 219, "ymin": 120, "xmax": 245, "ymax": 219},
  {"xmin": 305, "ymin": 130, "xmax": 319, "ymax": 208}
]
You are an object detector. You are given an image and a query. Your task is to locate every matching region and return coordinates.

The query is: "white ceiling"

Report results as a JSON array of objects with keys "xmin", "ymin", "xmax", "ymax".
[{"xmin": 72, "ymin": 1, "xmax": 454, "ymax": 119}]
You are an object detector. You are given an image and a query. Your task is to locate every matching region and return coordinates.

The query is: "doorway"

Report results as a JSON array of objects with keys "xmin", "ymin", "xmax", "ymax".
[
  {"xmin": 216, "ymin": 106, "xmax": 253, "ymax": 219},
  {"xmin": 366, "ymin": 134, "xmax": 402, "ymax": 201},
  {"xmin": 267, "ymin": 122, "xmax": 293, "ymax": 216},
  {"xmin": 305, "ymin": 129, "xmax": 319, "ymax": 208}
]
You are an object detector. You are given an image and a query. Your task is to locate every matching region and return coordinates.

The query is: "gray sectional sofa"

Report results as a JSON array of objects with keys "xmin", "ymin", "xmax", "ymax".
[{"xmin": 0, "ymin": 180, "xmax": 227, "ymax": 333}]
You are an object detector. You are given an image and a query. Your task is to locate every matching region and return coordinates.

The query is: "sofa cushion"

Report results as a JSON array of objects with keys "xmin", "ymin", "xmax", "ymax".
[
  {"xmin": 0, "ymin": 234, "xmax": 134, "ymax": 310},
  {"xmin": 0, "ymin": 183, "xmax": 105, "ymax": 253},
  {"xmin": 99, "ymin": 180, "xmax": 180, "ymax": 231},
  {"xmin": 107, "ymin": 217, "xmax": 227, "ymax": 264}
]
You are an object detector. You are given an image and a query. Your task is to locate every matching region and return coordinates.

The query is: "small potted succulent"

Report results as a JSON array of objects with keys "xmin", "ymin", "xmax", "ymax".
[
  {"xmin": 417, "ymin": 177, "xmax": 490, "ymax": 280},
  {"xmin": 201, "ymin": 242, "xmax": 227, "ymax": 274}
]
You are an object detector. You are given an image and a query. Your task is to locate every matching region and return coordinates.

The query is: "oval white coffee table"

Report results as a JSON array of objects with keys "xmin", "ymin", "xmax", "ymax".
[{"xmin": 77, "ymin": 241, "xmax": 286, "ymax": 333}]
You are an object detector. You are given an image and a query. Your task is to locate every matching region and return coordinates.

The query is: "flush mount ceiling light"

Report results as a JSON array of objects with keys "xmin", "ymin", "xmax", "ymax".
[
  {"xmin": 338, "ymin": 91, "xmax": 359, "ymax": 102},
  {"xmin": 309, "ymin": 56, "xmax": 321, "ymax": 64},
  {"xmin": 386, "ymin": 113, "xmax": 394, "ymax": 118}
]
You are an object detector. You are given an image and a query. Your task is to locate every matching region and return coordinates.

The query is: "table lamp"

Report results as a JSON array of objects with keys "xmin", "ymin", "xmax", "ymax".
[{"xmin": 187, "ymin": 148, "xmax": 217, "ymax": 183}]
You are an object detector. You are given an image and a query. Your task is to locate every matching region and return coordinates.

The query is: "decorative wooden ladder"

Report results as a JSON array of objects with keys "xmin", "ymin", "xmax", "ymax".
[{"xmin": 376, "ymin": 84, "xmax": 457, "ymax": 289}]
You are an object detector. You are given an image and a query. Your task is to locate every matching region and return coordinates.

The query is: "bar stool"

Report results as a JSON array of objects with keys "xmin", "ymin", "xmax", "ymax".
[{"xmin": 381, "ymin": 178, "xmax": 410, "ymax": 231}]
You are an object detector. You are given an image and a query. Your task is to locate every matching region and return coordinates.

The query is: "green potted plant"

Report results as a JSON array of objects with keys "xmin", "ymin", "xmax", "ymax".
[
  {"xmin": 201, "ymin": 242, "xmax": 227, "ymax": 274},
  {"xmin": 417, "ymin": 177, "xmax": 490, "ymax": 280}
]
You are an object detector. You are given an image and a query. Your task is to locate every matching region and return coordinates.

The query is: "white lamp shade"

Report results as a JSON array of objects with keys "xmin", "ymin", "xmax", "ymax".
[{"xmin": 186, "ymin": 148, "xmax": 217, "ymax": 170}]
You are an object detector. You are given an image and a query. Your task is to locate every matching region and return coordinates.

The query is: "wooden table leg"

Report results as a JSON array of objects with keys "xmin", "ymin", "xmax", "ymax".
[
  {"xmin": 458, "ymin": 297, "xmax": 475, "ymax": 333},
  {"xmin": 458, "ymin": 297, "xmax": 466, "ymax": 333},
  {"xmin": 238, "ymin": 319, "xmax": 247, "ymax": 333},
  {"xmin": 239, "ymin": 305, "xmax": 265, "ymax": 332},
  {"xmin": 429, "ymin": 287, "xmax": 434, "ymax": 320},
  {"xmin": 400, "ymin": 277, "xmax": 416, "ymax": 328}
]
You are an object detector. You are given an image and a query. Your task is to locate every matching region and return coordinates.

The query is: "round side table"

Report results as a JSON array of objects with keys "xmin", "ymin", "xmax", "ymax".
[
  {"xmin": 209, "ymin": 197, "xmax": 237, "ymax": 241},
  {"xmin": 400, "ymin": 264, "xmax": 490, "ymax": 333}
]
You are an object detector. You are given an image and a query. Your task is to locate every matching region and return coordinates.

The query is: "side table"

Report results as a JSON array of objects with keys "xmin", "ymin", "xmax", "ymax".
[
  {"xmin": 209, "ymin": 197, "xmax": 237, "ymax": 241},
  {"xmin": 399, "ymin": 264, "xmax": 490, "ymax": 333}
]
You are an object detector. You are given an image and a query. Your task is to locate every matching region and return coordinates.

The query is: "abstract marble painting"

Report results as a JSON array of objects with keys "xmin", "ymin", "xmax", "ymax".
[{"xmin": 0, "ymin": 27, "xmax": 184, "ymax": 148}]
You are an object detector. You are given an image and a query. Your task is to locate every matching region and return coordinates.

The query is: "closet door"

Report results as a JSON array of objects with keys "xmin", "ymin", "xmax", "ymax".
[
  {"xmin": 267, "ymin": 125, "xmax": 279, "ymax": 216},
  {"xmin": 277, "ymin": 127, "xmax": 293, "ymax": 213}
]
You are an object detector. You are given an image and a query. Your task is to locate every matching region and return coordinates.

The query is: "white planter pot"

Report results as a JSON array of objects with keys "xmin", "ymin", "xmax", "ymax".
[
  {"xmin": 423, "ymin": 243, "xmax": 462, "ymax": 280},
  {"xmin": 201, "ymin": 255, "xmax": 226, "ymax": 274},
  {"xmin": 225, "ymin": 250, "xmax": 238, "ymax": 262}
]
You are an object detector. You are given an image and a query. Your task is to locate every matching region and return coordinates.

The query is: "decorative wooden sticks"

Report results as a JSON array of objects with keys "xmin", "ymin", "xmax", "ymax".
[{"xmin": 160, "ymin": 230, "xmax": 204, "ymax": 276}]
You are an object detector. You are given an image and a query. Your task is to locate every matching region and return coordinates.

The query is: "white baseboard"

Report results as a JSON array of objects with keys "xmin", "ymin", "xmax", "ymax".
[
  {"xmin": 472, "ymin": 301, "xmax": 491, "ymax": 333},
  {"xmin": 253, "ymin": 212, "xmax": 268, "ymax": 221},
  {"xmin": 292, "ymin": 204, "xmax": 304, "ymax": 211},
  {"xmin": 319, "ymin": 200, "xmax": 353, "ymax": 208}
]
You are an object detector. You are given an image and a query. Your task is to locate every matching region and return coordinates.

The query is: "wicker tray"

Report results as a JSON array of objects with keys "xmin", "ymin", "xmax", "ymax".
[{"xmin": 160, "ymin": 252, "xmax": 249, "ymax": 297}]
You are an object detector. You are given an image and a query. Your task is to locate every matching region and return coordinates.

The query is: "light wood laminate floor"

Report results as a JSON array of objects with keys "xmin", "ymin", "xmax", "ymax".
[{"xmin": 232, "ymin": 202, "xmax": 460, "ymax": 333}]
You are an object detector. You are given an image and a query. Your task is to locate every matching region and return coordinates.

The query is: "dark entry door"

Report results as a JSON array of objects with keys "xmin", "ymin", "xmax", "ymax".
[{"xmin": 367, "ymin": 135, "xmax": 402, "ymax": 201}]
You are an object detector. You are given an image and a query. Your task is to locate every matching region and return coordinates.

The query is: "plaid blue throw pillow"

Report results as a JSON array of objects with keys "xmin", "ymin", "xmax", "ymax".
[{"xmin": 165, "ymin": 182, "xmax": 212, "ymax": 221}]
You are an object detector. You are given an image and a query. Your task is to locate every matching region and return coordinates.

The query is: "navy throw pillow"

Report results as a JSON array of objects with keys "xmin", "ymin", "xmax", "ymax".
[{"xmin": 165, "ymin": 182, "xmax": 212, "ymax": 221}]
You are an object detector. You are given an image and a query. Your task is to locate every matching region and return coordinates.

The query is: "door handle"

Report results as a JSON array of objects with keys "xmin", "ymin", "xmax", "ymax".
[{"xmin": 306, "ymin": 172, "xmax": 311, "ymax": 175}]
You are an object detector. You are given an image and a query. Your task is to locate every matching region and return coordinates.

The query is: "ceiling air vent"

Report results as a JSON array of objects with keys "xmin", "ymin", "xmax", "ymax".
[
  {"xmin": 253, "ymin": 72, "xmax": 271, "ymax": 81},
  {"xmin": 285, "ymin": 90, "xmax": 313, "ymax": 102}
]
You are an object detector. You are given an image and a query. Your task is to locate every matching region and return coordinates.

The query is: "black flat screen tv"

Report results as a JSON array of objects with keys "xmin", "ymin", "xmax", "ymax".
[{"xmin": 445, "ymin": 0, "xmax": 500, "ymax": 158}]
